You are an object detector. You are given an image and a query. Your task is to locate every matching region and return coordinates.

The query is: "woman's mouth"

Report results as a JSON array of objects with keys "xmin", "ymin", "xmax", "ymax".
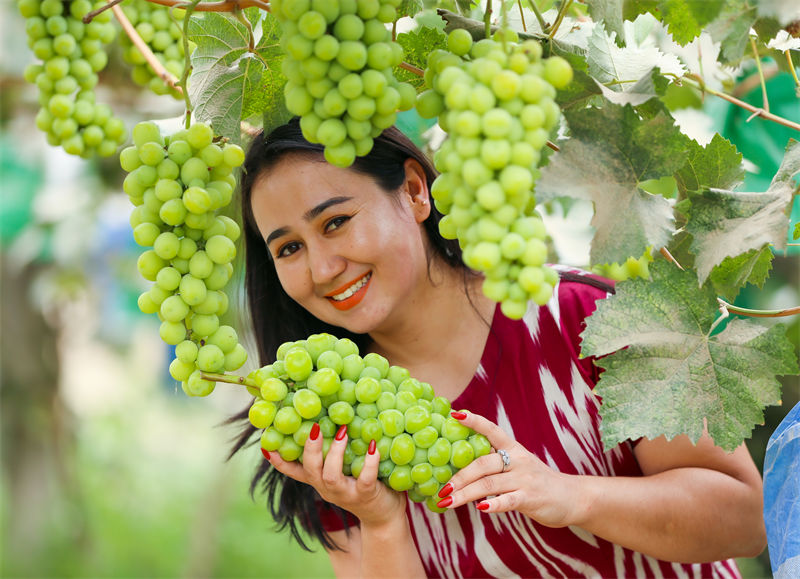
[{"xmin": 325, "ymin": 272, "xmax": 372, "ymax": 311}]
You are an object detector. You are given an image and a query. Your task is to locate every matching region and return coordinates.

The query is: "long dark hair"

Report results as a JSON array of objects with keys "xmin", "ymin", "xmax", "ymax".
[{"xmin": 229, "ymin": 117, "xmax": 468, "ymax": 551}]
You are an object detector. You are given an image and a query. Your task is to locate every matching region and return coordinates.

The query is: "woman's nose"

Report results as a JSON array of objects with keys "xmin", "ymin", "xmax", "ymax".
[{"xmin": 306, "ymin": 242, "xmax": 347, "ymax": 286}]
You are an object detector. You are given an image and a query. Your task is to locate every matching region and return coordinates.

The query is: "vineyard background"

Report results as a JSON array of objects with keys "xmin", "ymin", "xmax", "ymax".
[{"xmin": 1, "ymin": 0, "xmax": 799, "ymax": 577}]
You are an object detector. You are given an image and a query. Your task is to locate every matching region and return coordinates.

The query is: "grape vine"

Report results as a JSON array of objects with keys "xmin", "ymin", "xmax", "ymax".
[{"xmin": 13, "ymin": 0, "xmax": 800, "ymax": 457}]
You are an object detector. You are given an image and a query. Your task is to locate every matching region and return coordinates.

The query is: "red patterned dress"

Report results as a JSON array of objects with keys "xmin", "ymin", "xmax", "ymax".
[{"xmin": 323, "ymin": 269, "xmax": 743, "ymax": 578}]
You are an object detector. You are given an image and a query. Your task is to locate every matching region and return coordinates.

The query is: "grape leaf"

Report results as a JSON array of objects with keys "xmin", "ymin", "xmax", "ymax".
[
  {"xmin": 755, "ymin": 0, "xmax": 800, "ymax": 26},
  {"xmin": 586, "ymin": 18, "xmax": 685, "ymax": 91},
  {"xmin": 188, "ymin": 12, "xmax": 265, "ymax": 143},
  {"xmin": 398, "ymin": 0, "xmax": 424, "ymax": 19},
  {"xmin": 684, "ymin": 139, "xmax": 800, "ymax": 283},
  {"xmin": 585, "ymin": 0, "xmax": 626, "ymax": 45},
  {"xmin": 657, "ymin": 0, "xmax": 726, "ymax": 45},
  {"xmin": 243, "ymin": 12, "xmax": 284, "ymax": 123},
  {"xmin": 537, "ymin": 103, "xmax": 691, "ymax": 265},
  {"xmin": 708, "ymin": 247, "xmax": 773, "ymax": 301},
  {"xmin": 395, "ymin": 24, "xmax": 446, "ymax": 88},
  {"xmin": 581, "ymin": 260, "xmax": 798, "ymax": 451},
  {"xmin": 674, "ymin": 134, "xmax": 745, "ymax": 196},
  {"xmin": 705, "ymin": 1, "xmax": 757, "ymax": 65},
  {"xmin": 595, "ymin": 67, "xmax": 667, "ymax": 106},
  {"xmin": 555, "ymin": 68, "xmax": 603, "ymax": 110}
]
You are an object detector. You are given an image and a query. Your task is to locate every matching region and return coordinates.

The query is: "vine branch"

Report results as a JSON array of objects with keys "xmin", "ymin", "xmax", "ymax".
[
  {"xmin": 684, "ymin": 74, "xmax": 800, "ymax": 132},
  {"xmin": 527, "ymin": 0, "xmax": 547, "ymax": 33},
  {"xmin": 143, "ymin": 0, "xmax": 271, "ymax": 11},
  {"xmin": 111, "ymin": 1, "xmax": 183, "ymax": 93},
  {"xmin": 399, "ymin": 61, "xmax": 424, "ymax": 77},
  {"xmin": 83, "ymin": 0, "xmax": 124, "ymax": 23},
  {"xmin": 718, "ymin": 300, "xmax": 800, "ymax": 319}
]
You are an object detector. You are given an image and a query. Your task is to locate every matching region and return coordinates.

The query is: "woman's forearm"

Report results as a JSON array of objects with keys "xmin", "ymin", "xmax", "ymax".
[
  {"xmin": 571, "ymin": 467, "xmax": 766, "ymax": 563},
  {"xmin": 360, "ymin": 516, "xmax": 427, "ymax": 578}
]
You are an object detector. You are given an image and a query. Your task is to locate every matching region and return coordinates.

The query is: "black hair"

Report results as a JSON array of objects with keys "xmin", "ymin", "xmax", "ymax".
[{"xmin": 229, "ymin": 117, "xmax": 469, "ymax": 551}]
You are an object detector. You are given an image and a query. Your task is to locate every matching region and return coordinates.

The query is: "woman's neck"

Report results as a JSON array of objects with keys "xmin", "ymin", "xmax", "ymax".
[{"xmin": 366, "ymin": 263, "xmax": 495, "ymax": 397}]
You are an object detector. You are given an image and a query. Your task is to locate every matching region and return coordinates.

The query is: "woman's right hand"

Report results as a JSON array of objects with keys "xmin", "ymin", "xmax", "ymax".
[{"xmin": 265, "ymin": 424, "xmax": 407, "ymax": 528}]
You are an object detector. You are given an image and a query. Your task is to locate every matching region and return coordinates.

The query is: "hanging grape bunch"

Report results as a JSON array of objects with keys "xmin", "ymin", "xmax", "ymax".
[
  {"xmin": 121, "ymin": 120, "xmax": 249, "ymax": 396},
  {"xmin": 18, "ymin": 0, "xmax": 128, "ymax": 157},
  {"xmin": 417, "ymin": 29, "xmax": 573, "ymax": 319},
  {"xmin": 244, "ymin": 333, "xmax": 492, "ymax": 513},
  {"xmin": 271, "ymin": 0, "xmax": 417, "ymax": 167},
  {"xmin": 119, "ymin": 0, "xmax": 188, "ymax": 99}
]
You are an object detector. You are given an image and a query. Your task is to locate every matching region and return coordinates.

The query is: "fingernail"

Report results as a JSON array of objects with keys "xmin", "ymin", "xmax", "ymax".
[
  {"xmin": 437, "ymin": 496, "xmax": 453, "ymax": 509},
  {"xmin": 368, "ymin": 439, "xmax": 377, "ymax": 455},
  {"xmin": 438, "ymin": 483, "xmax": 453, "ymax": 498},
  {"xmin": 451, "ymin": 411, "xmax": 467, "ymax": 420},
  {"xmin": 261, "ymin": 448, "xmax": 271, "ymax": 460},
  {"xmin": 476, "ymin": 501, "xmax": 490, "ymax": 511},
  {"xmin": 309, "ymin": 423, "xmax": 321, "ymax": 441},
  {"xmin": 335, "ymin": 424, "xmax": 348, "ymax": 441}
]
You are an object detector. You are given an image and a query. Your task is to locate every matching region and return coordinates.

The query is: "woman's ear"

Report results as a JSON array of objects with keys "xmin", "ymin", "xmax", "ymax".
[{"xmin": 402, "ymin": 158, "xmax": 432, "ymax": 224}]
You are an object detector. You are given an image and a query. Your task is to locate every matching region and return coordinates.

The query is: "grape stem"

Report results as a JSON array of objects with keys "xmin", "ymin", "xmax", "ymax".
[
  {"xmin": 143, "ymin": 0, "xmax": 271, "ymax": 11},
  {"xmin": 179, "ymin": 0, "xmax": 204, "ymax": 129},
  {"xmin": 749, "ymin": 35, "xmax": 770, "ymax": 113},
  {"xmin": 547, "ymin": 0, "xmax": 573, "ymax": 40},
  {"xmin": 785, "ymin": 50, "xmax": 800, "ymax": 90},
  {"xmin": 200, "ymin": 372, "xmax": 258, "ymax": 387},
  {"xmin": 718, "ymin": 300, "xmax": 800, "ymax": 318},
  {"xmin": 517, "ymin": 0, "xmax": 527, "ymax": 32},
  {"xmin": 399, "ymin": 61, "xmax": 424, "ymax": 77},
  {"xmin": 83, "ymin": 0, "xmax": 124, "ymax": 23},
  {"xmin": 527, "ymin": 0, "xmax": 548, "ymax": 33},
  {"xmin": 110, "ymin": 1, "xmax": 183, "ymax": 94},
  {"xmin": 683, "ymin": 74, "xmax": 800, "ymax": 132},
  {"xmin": 484, "ymin": 0, "xmax": 493, "ymax": 39}
]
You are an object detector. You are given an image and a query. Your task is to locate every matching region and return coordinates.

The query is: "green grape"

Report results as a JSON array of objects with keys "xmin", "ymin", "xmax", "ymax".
[
  {"xmin": 249, "ymin": 400, "xmax": 278, "ymax": 429},
  {"xmin": 293, "ymin": 388, "xmax": 323, "ymax": 419},
  {"xmin": 328, "ymin": 400, "xmax": 355, "ymax": 425}
]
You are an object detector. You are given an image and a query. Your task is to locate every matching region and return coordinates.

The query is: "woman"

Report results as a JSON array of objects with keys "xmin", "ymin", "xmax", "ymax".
[{"xmin": 231, "ymin": 117, "xmax": 766, "ymax": 578}]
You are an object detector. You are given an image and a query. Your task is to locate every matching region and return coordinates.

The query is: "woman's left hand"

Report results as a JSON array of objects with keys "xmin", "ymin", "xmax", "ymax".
[{"xmin": 438, "ymin": 411, "xmax": 585, "ymax": 528}]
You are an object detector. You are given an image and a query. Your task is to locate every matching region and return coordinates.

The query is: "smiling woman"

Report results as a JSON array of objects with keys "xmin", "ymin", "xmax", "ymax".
[{"xmin": 228, "ymin": 117, "xmax": 766, "ymax": 579}]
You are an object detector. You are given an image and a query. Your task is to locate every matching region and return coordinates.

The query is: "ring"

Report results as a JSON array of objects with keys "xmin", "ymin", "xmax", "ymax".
[{"xmin": 498, "ymin": 449, "xmax": 511, "ymax": 473}]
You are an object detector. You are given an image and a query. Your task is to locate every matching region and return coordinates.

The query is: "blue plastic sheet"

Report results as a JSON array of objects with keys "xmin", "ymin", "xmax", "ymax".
[{"xmin": 764, "ymin": 401, "xmax": 800, "ymax": 579}]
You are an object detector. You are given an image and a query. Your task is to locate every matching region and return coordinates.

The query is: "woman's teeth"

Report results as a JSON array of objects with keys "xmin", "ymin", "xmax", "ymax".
[{"xmin": 331, "ymin": 273, "xmax": 371, "ymax": 301}]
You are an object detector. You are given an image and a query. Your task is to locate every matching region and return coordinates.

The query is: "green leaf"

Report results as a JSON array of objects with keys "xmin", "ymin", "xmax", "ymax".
[
  {"xmin": 674, "ymin": 134, "xmax": 745, "ymax": 196},
  {"xmin": 395, "ymin": 24, "xmax": 447, "ymax": 89},
  {"xmin": 585, "ymin": 0, "xmax": 626, "ymax": 45},
  {"xmin": 684, "ymin": 139, "xmax": 800, "ymax": 283},
  {"xmin": 398, "ymin": 0, "xmax": 424, "ymax": 19},
  {"xmin": 754, "ymin": 0, "xmax": 800, "ymax": 26},
  {"xmin": 595, "ymin": 67, "xmax": 667, "ymax": 106},
  {"xmin": 657, "ymin": 0, "xmax": 726, "ymax": 45},
  {"xmin": 586, "ymin": 17, "xmax": 685, "ymax": 89},
  {"xmin": 705, "ymin": 1, "xmax": 757, "ymax": 65},
  {"xmin": 708, "ymin": 247, "xmax": 773, "ymax": 301},
  {"xmin": 555, "ymin": 68, "xmax": 604, "ymax": 110},
  {"xmin": 537, "ymin": 103, "xmax": 690, "ymax": 264},
  {"xmin": 581, "ymin": 260, "xmax": 797, "ymax": 451},
  {"xmin": 188, "ymin": 12, "xmax": 265, "ymax": 143},
  {"xmin": 794, "ymin": 221, "xmax": 800, "ymax": 240},
  {"xmin": 243, "ymin": 12, "xmax": 285, "ymax": 123}
]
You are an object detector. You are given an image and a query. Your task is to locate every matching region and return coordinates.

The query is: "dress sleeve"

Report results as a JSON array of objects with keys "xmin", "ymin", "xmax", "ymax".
[
  {"xmin": 555, "ymin": 271, "xmax": 613, "ymax": 387},
  {"xmin": 315, "ymin": 499, "xmax": 360, "ymax": 533}
]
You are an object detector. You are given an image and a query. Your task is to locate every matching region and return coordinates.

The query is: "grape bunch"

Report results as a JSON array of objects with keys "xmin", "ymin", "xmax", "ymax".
[
  {"xmin": 243, "ymin": 333, "xmax": 492, "ymax": 513},
  {"xmin": 19, "ymin": 0, "xmax": 128, "ymax": 157},
  {"xmin": 119, "ymin": 0, "xmax": 188, "ymax": 99},
  {"xmin": 271, "ymin": 0, "xmax": 416, "ymax": 167},
  {"xmin": 416, "ymin": 29, "xmax": 573, "ymax": 319},
  {"xmin": 121, "ymin": 121, "xmax": 248, "ymax": 396}
]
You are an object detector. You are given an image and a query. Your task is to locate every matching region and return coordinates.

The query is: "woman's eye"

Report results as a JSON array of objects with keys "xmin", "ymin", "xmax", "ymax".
[
  {"xmin": 325, "ymin": 215, "xmax": 350, "ymax": 232},
  {"xmin": 276, "ymin": 241, "xmax": 301, "ymax": 258}
]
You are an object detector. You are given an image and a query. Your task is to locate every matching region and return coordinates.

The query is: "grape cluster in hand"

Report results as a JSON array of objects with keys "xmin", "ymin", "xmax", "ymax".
[
  {"xmin": 272, "ymin": 0, "xmax": 416, "ymax": 167},
  {"xmin": 19, "ymin": 0, "xmax": 127, "ymax": 158},
  {"xmin": 246, "ymin": 333, "xmax": 492, "ymax": 513},
  {"xmin": 122, "ymin": 121, "xmax": 248, "ymax": 396},
  {"xmin": 417, "ymin": 29, "xmax": 573, "ymax": 319},
  {"xmin": 119, "ymin": 0, "xmax": 188, "ymax": 99}
]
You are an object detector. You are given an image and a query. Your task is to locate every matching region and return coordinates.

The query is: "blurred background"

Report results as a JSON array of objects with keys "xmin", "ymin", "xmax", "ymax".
[{"xmin": 1, "ymin": 2, "xmax": 798, "ymax": 578}]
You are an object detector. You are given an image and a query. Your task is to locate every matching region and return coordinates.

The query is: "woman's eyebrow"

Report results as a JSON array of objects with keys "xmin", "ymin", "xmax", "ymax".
[{"xmin": 266, "ymin": 196, "xmax": 354, "ymax": 248}]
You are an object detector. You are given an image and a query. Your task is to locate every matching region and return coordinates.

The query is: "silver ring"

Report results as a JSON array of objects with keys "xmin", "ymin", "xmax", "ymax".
[{"xmin": 498, "ymin": 449, "xmax": 511, "ymax": 473}]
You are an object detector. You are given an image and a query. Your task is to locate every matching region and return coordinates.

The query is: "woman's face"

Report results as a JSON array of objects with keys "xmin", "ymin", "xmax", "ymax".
[{"xmin": 249, "ymin": 153, "xmax": 433, "ymax": 336}]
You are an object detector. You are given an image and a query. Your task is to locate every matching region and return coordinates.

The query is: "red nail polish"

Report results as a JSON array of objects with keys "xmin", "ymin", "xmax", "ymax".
[
  {"xmin": 261, "ymin": 448, "xmax": 271, "ymax": 460},
  {"xmin": 437, "ymin": 496, "xmax": 453, "ymax": 509},
  {"xmin": 309, "ymin": 423, "xmax": 321, "ymax": 441},
  {"xmin": 451, "ymin": 411, "xmax": 467, "ymax": 420},
  {"xmin": 335, "ymin": 424, "xmax": 348, "ymax": 441},
  {"xmin": 368, "ymin": 439, "xmax": 377, "ymax": 455},
  {"xmin": 438, "ymin": 483, "xmax": 453, "ymax": 498},
  {"xmin": 476, "ymin": 501, "xmax": 490, "ymax": 511}
]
